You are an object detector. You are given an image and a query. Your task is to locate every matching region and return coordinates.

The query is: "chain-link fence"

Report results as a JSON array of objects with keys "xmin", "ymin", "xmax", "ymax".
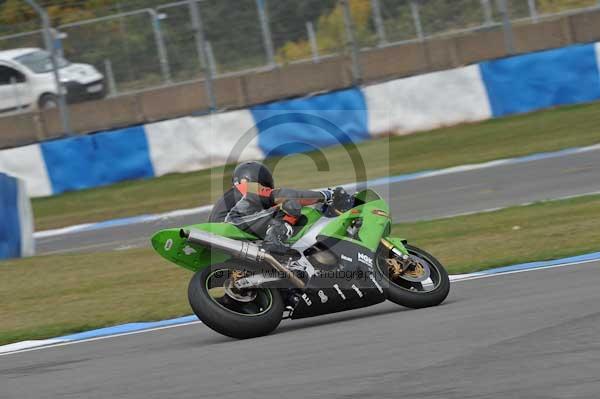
[
  {"xmin": 3, "ymin": 0, "xmax": 599, "ymax": 94},
  {"xmin": 1, "ymin": 0, "xmax": 600, "ymax": 134}
]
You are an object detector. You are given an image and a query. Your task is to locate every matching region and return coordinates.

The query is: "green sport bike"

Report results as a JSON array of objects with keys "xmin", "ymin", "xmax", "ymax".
[{"xmin": 151, "ymin": 189, "xmax": 450, "ymax": 339}]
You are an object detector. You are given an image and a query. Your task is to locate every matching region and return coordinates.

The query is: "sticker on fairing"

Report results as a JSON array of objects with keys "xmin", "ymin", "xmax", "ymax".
[
  {"xmin": 301, "ymin": 293, "xmax": 313, "ymax": 306},
  {"xmin": 317, "ymin": 290, "xmax": 329, "ymax": 303},
  {"xmin": 333, "ymin": 284, "xmax": 346, "ymax": 300},
  {"xmin": 183, "ymin": 245, "xmax": 197, "ymax": 255},
  {"xmin": 369, "ymin": 275, "xmax": 384, "ymax": 293},
  {"xmin": 351, "ymin": 284, "xmax": 364, "ymax": 298},
  {"xmin": 358, "ymin": 252, "xmax": 373, "ymax": 267}
]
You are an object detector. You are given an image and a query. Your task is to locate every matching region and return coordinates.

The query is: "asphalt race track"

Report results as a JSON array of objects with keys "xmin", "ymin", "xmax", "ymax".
[
  {"xmin": 2, "ymin": 260, "xmax": 599, "ymax": 398},
  {"xmin": 38, "ymin": 146, "xmax": 600, "ymax": 255}
]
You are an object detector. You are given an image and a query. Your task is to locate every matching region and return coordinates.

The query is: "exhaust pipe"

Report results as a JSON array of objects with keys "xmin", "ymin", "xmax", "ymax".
[{"xmin": 180, "ymin": 229, "xmax": 305, "ymax": 288}]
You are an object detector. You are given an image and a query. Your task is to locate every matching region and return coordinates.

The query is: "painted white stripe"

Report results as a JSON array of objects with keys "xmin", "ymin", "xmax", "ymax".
[
  {"xmin": 595, "ymin": 42, "xmax": 600, "ymax": 82},
  {"xmin": 17, "ymin": 178, "xmax": 35, "ymax": 256},
  {"xmin": 364, "ymin": 65, "xmax": 492, "ymax": 136},
  {"xmin": 34, "ymin": 204, "xmax": 213, "ymax": 239},
  {"xmin": 0, "ymin": 338, "xmax": 65, "ymax": 354},
  {"xmin": 450, "ymin": 258, "xmax": 599, "ymax": 283},
  {"xmin": 340, "ymin": 143, "xmax": 600, "ymax": 191},
  {"xmin": 414, "ymin": 189, "xmax": 600, "ymax": 222},
  {"xmin": 145, "ymin": 110, "xmax": 263, "ymax": 178},
  {"xmin": 0, "ymin": 144, "xmax": 52, "ymax": 197},
  {"xmin": 34, "ymin": 223, "xmax": 96, "ymax": 239},
  {"xmin": 0, "ymin": 321, "xmax": 201, "ymax": 357}
]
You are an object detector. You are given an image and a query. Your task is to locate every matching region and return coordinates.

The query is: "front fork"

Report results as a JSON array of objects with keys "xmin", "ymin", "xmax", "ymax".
[{"xmin": 380, "ymin": 237, "xmax": 410, "ymax": 260}]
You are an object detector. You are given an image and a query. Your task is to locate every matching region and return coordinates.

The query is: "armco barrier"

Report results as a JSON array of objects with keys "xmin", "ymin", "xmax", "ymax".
[
  {"xmin": 570, "ymin": 9, "xmax": 600, "ymax": 43},
  {"xmin": 0, "ymin": 173, "xmax": 34, "ymax": 259},
  {"xmin": 0, "ymin": 113, "xmax": 44, "ymax": 148},
  {"xmin": 360, "ymin": 42, "xmax": 429, "ymax": 83},
  {"xmin": 512, "ymin": 18, "xmax": 572, "ymax": 54},
  {"xmin": 422, "ymin": 37, "xmax": 461, "ymax": 72},
  {"xmin": 1, "ymin": 41, "xmax": 600, "ymax": 198}
]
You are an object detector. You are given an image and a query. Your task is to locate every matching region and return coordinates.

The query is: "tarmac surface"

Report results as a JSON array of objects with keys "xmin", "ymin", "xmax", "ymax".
[{"xmin": 2, "ymin": 260, "xmax": 599, "ymax": 398}]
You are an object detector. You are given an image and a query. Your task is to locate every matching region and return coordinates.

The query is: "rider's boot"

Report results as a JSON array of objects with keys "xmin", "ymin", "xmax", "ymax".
[{"xmin": 262, "ymin": 220, "xmax": 293, "ymax": 255}]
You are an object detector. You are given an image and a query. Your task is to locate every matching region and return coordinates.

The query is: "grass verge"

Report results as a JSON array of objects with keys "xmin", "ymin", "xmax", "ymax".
[
  {"xmin": 33, "ymin": 101, "xmax": 600, "ymax": 230},
  {"xmin": 3, "ymin": 193, "xmax": 600, "ymax": 345}
]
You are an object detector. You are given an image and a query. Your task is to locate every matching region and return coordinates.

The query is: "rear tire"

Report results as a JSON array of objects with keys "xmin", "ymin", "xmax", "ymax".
[
  {"xmin": 188, "ymin": 265, "xmax": 284, "ymax": 339},
  {"xmin": 376, "ymin": 244, "xmax": 450, "ymax": 309}
]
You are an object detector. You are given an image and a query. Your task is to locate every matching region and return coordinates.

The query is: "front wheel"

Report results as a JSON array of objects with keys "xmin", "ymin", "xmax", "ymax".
[
  {"xmin": 188, "ymin": 264, "xmax": 284, "ymax": 339},
  {"xmin": 39, "ymin": 93, "xmax": 59, "ymax": 110},
  {"xmin": 375, "ymin": 244, "xmax": 450, "ymax": 309}
]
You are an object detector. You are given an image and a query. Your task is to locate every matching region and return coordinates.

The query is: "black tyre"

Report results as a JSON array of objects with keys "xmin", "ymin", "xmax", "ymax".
[
  {"xmin": 188, "ymin": 264, "xmax": 284, "ymax": 339},
  {"xmin": 375, "ymin": 244, "xmax": 450, "ymax": 309},
  {"xmin": 39, "ymin": 94, "xmax": 59, "ymax": 110}
]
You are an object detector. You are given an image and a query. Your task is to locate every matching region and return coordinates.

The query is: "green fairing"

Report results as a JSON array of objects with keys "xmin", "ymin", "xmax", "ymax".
[
  {"xmin": 318, "ymin": 198, "xmax": 391, "ymax": 252},
  {"xmin": 151, "ymin": 207, "xmax": 323, "ymax": 272},
  {"xmin": 151, "ymin": 223, "xmax": 253, "ymax": 272},
  {"xmin": 151, "ymin": 190, "xmax": 411, "ymax": 272},
  {"xmin": 289, "ymin": 207, "xmax": 323, "ymax": 244}
]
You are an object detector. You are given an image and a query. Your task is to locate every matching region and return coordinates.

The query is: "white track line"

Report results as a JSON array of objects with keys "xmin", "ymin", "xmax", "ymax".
[{"xmin": 0, "ymin": 321, "xmax": 202, "ymax": 357}]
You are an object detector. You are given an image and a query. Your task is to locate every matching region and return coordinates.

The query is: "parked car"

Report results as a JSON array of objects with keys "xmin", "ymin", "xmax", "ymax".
[{"xmin": 0, "ymin": 47, "xmax": 105, "ymax": 114}]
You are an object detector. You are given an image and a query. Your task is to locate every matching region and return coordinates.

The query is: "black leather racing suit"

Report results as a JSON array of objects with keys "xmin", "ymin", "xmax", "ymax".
[{"xmin": 211, "ymin": 182, "xmax": 326, "ymax": 252}]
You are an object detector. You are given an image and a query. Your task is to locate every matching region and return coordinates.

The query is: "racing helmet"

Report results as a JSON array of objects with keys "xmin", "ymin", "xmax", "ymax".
[{"xmin": 232, "ymin": 161, "xmax": 274, "ymax": 189}]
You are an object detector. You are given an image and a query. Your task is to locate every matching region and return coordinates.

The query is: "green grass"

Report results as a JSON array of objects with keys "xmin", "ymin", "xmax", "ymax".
[
  {"xmin": 32, "ymin": 101, "xmax": 600, "ymax": 231},
  {"xmin": 3, "ymin": 193, "xmax": 600, "ymax": 346},
  {"xmin": 391, "ymin": 194, "xmax": 600, "ymax": 274}
]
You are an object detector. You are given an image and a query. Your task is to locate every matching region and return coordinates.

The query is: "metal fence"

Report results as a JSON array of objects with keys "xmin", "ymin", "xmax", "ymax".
[{"xmin": 1, "ymin": 0, "xmax": 600, "ymax": 129}]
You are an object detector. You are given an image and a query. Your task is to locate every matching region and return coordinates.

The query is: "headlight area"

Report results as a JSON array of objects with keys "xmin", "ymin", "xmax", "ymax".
[{"xmin": 62, "ymin": 79, "xmax": 107, "ymax": 103}]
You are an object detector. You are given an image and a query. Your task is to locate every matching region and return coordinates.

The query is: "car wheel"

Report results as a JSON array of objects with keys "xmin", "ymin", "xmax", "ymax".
[{"xmin": 39, "ymin": 94, "xmax": 59, "ymax": 110}]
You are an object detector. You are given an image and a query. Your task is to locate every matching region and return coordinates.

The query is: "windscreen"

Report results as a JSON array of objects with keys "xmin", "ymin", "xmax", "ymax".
[{"xmin": 14, "ymin": 50, "xmax": 70, "ymax": 73}]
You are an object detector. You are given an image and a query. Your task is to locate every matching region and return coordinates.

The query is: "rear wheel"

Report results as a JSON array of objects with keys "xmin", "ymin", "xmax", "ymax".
[
  {"xmin": 375, "ymin": 244, "xmax": 450, "ymax": 309},
  {"xmin": 188, "ymin": 264, "xmax": 284, "ymax": 339}
]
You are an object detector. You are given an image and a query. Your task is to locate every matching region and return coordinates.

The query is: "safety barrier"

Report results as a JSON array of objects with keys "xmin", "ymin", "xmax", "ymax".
[
  {"xmin": 1, "ymin": 41, "xmax": 600, "ymax": 198},
  {"xmin": 0, "ymin": 173, "xmax": 34, "ymax": 259}
]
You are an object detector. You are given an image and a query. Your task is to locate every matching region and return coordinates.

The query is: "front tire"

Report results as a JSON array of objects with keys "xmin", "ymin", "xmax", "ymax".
[
  {"xmin": 39, "ymin": 93, "xmax": 59, "ymax": 110},
  {"xmin": 376, "ymin": 244, "xmax": 450, "ymax": 309},
  {"xmin": 188, "ymin": 265, "xmax": 284, "ymax": 339}
]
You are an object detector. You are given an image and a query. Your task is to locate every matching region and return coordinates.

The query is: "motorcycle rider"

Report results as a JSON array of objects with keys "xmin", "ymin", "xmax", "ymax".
[{"xmin": 211, "ymin": 161, "xmax": 334, "ymax": 254}]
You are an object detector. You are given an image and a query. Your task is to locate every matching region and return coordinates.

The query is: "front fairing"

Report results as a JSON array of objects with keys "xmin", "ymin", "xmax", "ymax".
[{"xmin": 317, "ymin": 190, "xmax": 391, "ymax": 252}]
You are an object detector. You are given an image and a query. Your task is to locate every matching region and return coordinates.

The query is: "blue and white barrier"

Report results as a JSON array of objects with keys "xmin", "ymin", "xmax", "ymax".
[
  {"xmin": 145, "ymin": 110, "xmax": 263, "ymax": 177},
  {"xmin": 251, "ymin": 88, "xmax": 370, "ymax": 156},
  {"xmin": 480, "ymin": 43, "xmax": 600, "ymax": 116},
  {"xmin": 364, "ymin": 64, "xmax": 492, "ymax": 135},
  {"xmin": 1, "ymin": 41, "xmax": 600, "ymax": 198},
  {"xmin": 0, "ymin": 173, "xmax": 34, "ymax": 259}
]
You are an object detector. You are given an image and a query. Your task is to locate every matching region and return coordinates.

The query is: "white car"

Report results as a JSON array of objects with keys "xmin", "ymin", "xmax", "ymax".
[{"xmin": 0, "ymin": 47, "xmax": 105, "ymax": 114}]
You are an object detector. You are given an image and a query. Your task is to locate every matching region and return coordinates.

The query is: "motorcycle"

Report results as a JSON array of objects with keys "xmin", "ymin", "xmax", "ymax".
[{"xmin": 151, "ymin": 188, "xmax": 450, "ymax": 339}]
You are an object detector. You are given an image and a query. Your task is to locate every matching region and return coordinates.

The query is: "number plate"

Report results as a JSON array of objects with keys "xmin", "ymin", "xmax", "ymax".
[{"xmin": 87, "ymin": 84, "xmax": 103, "ymax": 93}]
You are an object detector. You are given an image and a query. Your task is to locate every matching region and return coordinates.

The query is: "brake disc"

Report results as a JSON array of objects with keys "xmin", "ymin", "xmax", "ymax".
[
  {"xmin": 387, "ymin": 256, "xmax": 431, "ymax": 283},
  {"xmin": 223, "ymin": 278, "xmax": 257, "ymax": 303}
]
